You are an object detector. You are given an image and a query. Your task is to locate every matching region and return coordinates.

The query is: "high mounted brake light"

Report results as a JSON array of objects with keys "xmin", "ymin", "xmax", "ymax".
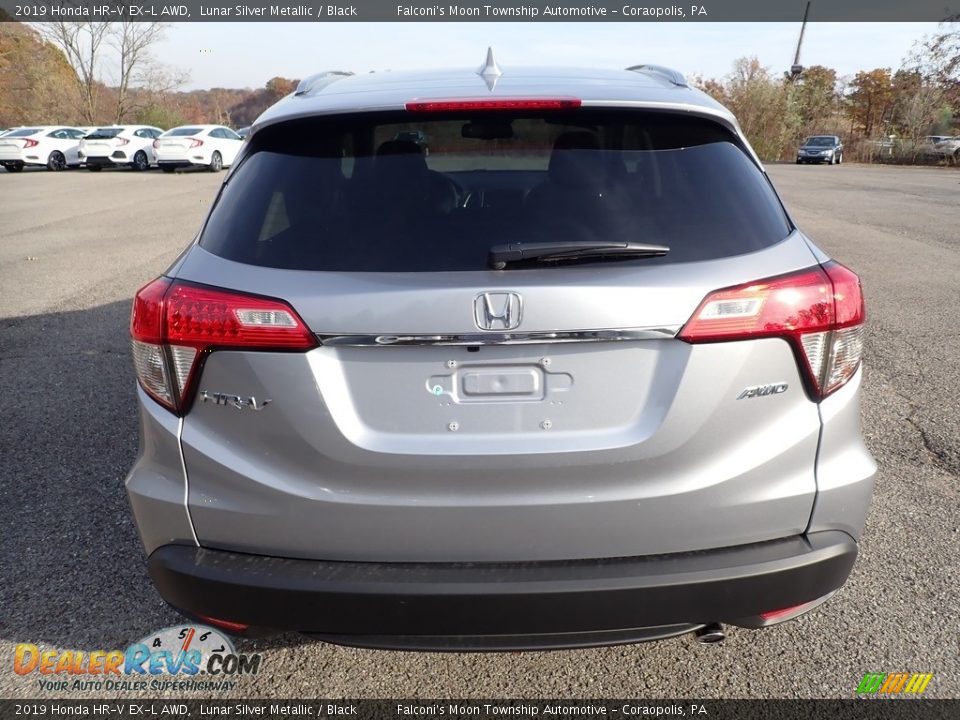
[
  {"xmin": 130, "ymin": 279, "xmax": 316, "ymax": 414},
  {"xmin": 678, "ymin": 262, "xmax": 865, "ymax": 399},
  {"xmin": 405, "ymin": 98, "xmax": 581, "ymax": 112}
]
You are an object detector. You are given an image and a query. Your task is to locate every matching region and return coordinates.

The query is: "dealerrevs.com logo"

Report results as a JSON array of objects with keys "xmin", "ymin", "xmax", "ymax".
[{"xmin": 13, "ymin": 625, "xmax": 261, "ymax": 693}]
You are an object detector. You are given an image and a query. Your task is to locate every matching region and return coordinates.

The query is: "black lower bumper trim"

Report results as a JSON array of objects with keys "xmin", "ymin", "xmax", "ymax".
[
  {"xmin": 148, "ymin": 531, "xmax": 857, "ymax": 639},
  {"xmin": 308, "ymin": 623, "xmax": 703, "ymax": 652}
]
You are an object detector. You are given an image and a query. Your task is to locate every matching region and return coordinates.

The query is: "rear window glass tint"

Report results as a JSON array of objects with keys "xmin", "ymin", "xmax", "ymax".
[
  {"xmin": 7, "ymin": 128, "xmax": 41, "ymax": 137},
  {"xmin": 167, "ymin": 127, "xmax": 203, "ymax": 136},
  {"xmin": 87, "ymin": 128, "xmax": 123, "ymax": 138},
  {"xmin": 200, "ymin": 111, "xmax": 791, "ymax": 272}
]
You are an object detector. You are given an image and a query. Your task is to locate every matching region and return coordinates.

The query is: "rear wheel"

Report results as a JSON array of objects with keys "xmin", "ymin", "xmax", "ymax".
[
  {"xmin": 3, "ymin": 162, "xmax": 24, "ymax": 173},
  {"xmin": 47, "ymin": 151, "xmax": 67, "ymax": 172},
  {"xmin": 209, "ymin": 151, "xmax": 223, "ymax": 172},
  {"xmin": 132, "ymin": 151, "xmax": 149, "ymax": 171}
]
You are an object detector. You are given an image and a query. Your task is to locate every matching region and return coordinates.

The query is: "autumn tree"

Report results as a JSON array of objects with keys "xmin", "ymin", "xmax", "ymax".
[
  {"xmin": 228, "ymin": 77, "xmax": 298, "ymax": 126},
  {"xmin": 900, "ymin": 21, "xmax": 960, "ymax": 138},
  {"xmin": 697, "ymin": 58, "xmax": 797, "ymax": 161},
  {"xmin": 847, "ymin": 69, "xmax": 895, "ymax": 137},
  {"xmin": 794, "ymin": 65, "xmax": 838, "ymax": 134}
]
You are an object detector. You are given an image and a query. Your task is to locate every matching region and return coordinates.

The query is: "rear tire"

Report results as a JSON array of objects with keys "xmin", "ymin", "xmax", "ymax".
[
  {"xmin": 3, "ymin": 162, "xmax": 24, "ymax": 173},
  {"xmin": 47, "ymin": 151, "xmax": 67, "ymax": 171},
  {"xmin": 209, "ymin": 151, "xmax": 223, "ymax": 172},
  {"xmin": 132, "ymin": 151, "xmax": 148, "ymax": 171}
]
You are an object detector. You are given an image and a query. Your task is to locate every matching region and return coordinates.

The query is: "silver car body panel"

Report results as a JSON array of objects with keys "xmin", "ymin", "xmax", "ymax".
[
  {"xmin": 127, "ymin": 64, "xmax": 876, "ymax": 571},
  {"xmin": 169, "ymin": 233, "xmax": 834, "ymax": 562}
]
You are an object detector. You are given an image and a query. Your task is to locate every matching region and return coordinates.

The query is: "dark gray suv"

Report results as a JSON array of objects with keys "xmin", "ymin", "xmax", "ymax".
[{"xmin": 126, "ymin": 58, "xmax": 875, "ymax": 650}]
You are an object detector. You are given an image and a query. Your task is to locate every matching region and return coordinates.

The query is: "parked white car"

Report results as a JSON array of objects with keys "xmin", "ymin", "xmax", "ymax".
[
  {"xmin": 80, "ymin": 125, "xmax": 165, "ymax": 171},
  {"xmin": 0, "ymin": 126, "xmax": 86, "ymax": 172},
  {"xmin": 154, "ymin": 125, "xmax": 242, "ymax": 172}
]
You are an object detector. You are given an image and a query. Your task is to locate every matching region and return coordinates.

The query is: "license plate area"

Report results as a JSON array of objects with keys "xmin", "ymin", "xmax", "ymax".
[
  {"xmin": 426, "ymin": 362, "xmax": 575, "ymax": 404},
  {"xmin": 459, "ymin": 367, "xmax": 543, "ymax": 400}
]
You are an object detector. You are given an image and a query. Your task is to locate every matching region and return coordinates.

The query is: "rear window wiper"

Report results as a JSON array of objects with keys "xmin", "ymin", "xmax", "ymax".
[{"xmin": 488, "ymin": 241, "xmax": 669, "ymax": 269}]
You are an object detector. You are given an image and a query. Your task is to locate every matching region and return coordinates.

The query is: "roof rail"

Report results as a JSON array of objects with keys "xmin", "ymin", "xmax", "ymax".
[
  {"xmin": 625, "ymin": 65, "xmax": 687, "ymax": 88},
  {"xmin": 294, "ymin": 71, "xmax": 354, "ymax": 97}
]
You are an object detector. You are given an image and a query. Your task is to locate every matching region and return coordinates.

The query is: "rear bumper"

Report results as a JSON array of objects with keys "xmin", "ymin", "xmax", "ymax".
[
  {"xmin": 158, "ymin": 155, "xmax": 206, "ymax": 167},
  {"xmin": 85, "ymin": 155, "xmax": 124, "ymax": 167},
  {"xmin": 148, "ymin": 530, "xmax": 857, "ymax": 649}
]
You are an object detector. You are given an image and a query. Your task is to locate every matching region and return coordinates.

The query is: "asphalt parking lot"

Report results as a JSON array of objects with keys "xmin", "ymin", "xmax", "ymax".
[{"xmin": 1, "ymin": 163, "xmax": 958, "ymax": 699}]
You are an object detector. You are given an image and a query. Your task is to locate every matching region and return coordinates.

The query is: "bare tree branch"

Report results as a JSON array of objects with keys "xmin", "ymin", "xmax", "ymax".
[
  {"xmin": 34, "ymin": 21, "xmax": 110, "ymax": 123},
  {"xmin": 109, "ymin": 19, "xmax": 168, "ymax": 123}
]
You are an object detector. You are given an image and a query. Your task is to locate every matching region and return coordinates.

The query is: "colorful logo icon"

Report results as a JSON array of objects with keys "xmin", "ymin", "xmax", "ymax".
[{"xmin": 856, "ymin": 672, "xmax": 933, "ymax": 696}]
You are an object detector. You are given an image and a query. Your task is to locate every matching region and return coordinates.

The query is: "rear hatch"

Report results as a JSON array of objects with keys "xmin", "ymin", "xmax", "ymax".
[
  {"xmin": 172, "ymin": 108, "xmax": 825, "ymax": 562},
  {"xmin": 155, "ymin": 128, "xmax": 203, "ymax": 159},
  {"xmin": 81, "ymin": 128, "xmax": 124, "ymax": 158},
  {"xmin": 0, "ymin": 130, "xmax": 38, "ymax": 160}
]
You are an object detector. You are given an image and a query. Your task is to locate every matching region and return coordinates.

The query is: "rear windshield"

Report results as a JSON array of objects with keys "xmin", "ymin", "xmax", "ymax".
[
  {"xmin": 200, "ymin": 110, "xmax": 791, "ymax": 272},
  {"xmin": 6, "ymin": 128, "xmax": 41, "ymax": 137},
  {"xmin": 86, "ymin": 128, "xmax": 123, "ymax": 139},
  {"xmin": 167, "ymin": 127, "xmax": 203, "ymax": 136}
]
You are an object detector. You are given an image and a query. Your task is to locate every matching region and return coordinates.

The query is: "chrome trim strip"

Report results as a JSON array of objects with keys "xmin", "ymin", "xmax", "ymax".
[
  {"xmin": 317, "ymin": 327, "xmax": 680, "ymax": 347},
  {"xmin": 176, "ymin": 416, "xmax": 200, "ymax": 547}
]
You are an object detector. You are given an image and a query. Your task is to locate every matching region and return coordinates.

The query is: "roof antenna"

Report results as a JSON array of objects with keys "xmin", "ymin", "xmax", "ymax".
[{"xmin": 477, "ymin": 47, "xmax": 502, "ymax": 91}]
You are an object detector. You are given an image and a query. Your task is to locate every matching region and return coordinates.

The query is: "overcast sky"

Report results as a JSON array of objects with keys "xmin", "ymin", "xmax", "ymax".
[{"xmin": 160, "ymin": 22, "xmax": 940, "ymax": 91}]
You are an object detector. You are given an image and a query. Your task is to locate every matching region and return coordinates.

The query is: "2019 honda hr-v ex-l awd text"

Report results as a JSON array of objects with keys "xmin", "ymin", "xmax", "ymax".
[{"xmin": 126, "ymin": 55, "xmax": 876, "ymax": 650}]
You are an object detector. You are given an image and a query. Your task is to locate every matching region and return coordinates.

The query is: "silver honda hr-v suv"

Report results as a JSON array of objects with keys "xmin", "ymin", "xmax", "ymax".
[{"xmin": 125, "ymin": 57, "xmax": 876, "ymax": 650}]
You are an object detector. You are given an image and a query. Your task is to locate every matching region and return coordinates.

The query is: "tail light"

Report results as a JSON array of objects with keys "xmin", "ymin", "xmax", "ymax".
[
  {"xmin": 130, "ymin": 279, "xmax": 316, "ymax": 414},
  {"xmin": 189, "ymin": 139, "xmax": 203, "ymax": 148},
  {"xmin": 116, "ymin": 138, "xmax": 129, "ymax": 146},
  {"xmin": 406, "ymin": 98, "xmax": 581, "ymax": 112},
  {"xmin": 152, "ymin": 140, "xmax": 159, "ymax": 149},
  {"xmin": 23, "ymin": 139, "xmax": 38, "ymax": 148},
  {"xmin": 678, "ymin": 262, "xmax": 865, "ymax": 399}
]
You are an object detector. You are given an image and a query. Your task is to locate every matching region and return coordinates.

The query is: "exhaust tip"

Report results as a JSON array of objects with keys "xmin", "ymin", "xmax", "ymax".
[{"xmin": 694, "ymin": 623, "xmax": 725, "ymax": 644}]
